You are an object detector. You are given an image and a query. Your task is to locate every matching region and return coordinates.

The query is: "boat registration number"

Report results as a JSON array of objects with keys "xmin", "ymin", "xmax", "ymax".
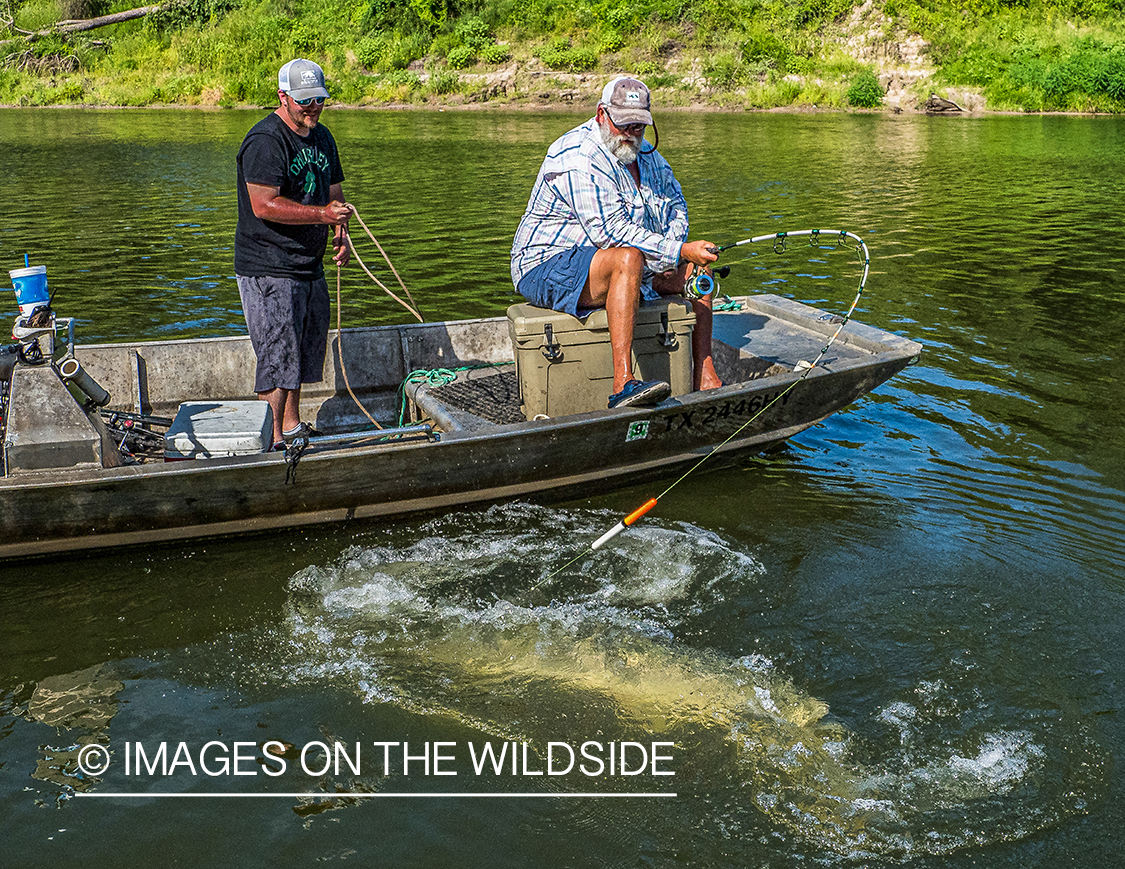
[{"xmin": 625, "ymin": 390, "xmax": 792, "ymax": 442}]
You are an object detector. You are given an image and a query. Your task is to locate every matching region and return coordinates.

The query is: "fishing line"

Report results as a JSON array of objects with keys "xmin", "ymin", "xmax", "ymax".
[{"xmin": 539, "ymin": 229, "xmax": 870, "ymax": 583}]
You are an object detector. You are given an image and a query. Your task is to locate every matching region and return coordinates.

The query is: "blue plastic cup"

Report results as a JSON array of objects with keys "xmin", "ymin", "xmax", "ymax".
[{"xmin": 9, "ymin": 265, "xmax": 49, "ymax": 315}]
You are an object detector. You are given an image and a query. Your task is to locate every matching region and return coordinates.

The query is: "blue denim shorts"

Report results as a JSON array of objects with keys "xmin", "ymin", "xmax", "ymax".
[{"xmin": 516, "ymin": 246, "xmax": 599, "ymax": 317}]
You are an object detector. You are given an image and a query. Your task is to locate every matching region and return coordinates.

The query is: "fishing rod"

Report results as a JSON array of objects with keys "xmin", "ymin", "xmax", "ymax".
[
  {"xmin": 540, "ymin": 228, "xmax": 871, "ymax": 581},
  {"xmin": 685, "ymin": 229, "xmax": 867, "ymax": 298}
]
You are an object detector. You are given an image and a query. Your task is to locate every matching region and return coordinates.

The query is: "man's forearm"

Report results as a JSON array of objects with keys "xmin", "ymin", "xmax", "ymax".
[{"xmin": 247, "ymin": 183, "xmax": 350, "ymax": 226}]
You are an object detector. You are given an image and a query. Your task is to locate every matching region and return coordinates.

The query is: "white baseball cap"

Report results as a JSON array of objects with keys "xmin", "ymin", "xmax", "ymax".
[{"xmin": 278, "ymin": 58, "xmax": 329, "ymax": 100}]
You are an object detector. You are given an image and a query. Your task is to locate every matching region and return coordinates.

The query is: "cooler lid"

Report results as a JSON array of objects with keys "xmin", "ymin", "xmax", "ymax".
[{"xmin": 507, "ymin": 298, "xmax": 695, "ymax": 337}]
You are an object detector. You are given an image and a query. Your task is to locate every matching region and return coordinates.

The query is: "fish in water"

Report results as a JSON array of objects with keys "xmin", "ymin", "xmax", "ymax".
[{"xmin": 273, "ymin": 511, "xmax": 1103, "ymax": 857}]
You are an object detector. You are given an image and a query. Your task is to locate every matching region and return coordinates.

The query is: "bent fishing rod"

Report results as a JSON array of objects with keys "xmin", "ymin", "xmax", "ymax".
[{"xmin": 541, "ymin": 228, "xmax": 871, "ymax": 580}]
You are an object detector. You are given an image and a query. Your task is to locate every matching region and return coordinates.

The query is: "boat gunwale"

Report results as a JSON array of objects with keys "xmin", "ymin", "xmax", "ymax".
[
  {"xmin": 0, "ymin": 344, "xmax": 919, "ymax": 492},
  {"xmin": 0, "ymin": 295, "xmax": 922, "ymax": 559}
]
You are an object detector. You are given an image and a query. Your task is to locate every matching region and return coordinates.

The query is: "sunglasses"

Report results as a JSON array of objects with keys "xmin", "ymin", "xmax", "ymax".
[
  {"xmin": 604, "ymin": 110, "xmax": 646, "ymax": 135},
  {"xmin": 288, "ymin": 95, "xmax": 326, "ymax": 106}
]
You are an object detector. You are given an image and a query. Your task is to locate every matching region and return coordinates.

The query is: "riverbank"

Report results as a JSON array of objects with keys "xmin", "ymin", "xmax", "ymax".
[
  {"xmin": 0, "ymin": 1, "xmax": 985, "ymax": 114},
  {"xmin": 0, "ymin": 55, "xmax": 985, "ymax": 115},
  {"xmin": 5, "ymin": 0, "xmax": 1121, "ymax": 114}
]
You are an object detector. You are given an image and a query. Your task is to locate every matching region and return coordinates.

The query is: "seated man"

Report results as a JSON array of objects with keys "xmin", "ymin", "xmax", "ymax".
[{"xmin": 510, "ymin": 76, "xmax": 723, "ymax": 409}]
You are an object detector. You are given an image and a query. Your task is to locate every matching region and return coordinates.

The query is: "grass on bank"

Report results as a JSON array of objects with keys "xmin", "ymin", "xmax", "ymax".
[{"xmin": 1, "ymin": 0, "xmax": 1124, "ymax": 110}]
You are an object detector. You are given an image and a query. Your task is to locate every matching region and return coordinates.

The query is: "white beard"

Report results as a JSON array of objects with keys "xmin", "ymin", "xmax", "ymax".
[{"xmin": 598, "ymin": 118, "xmax": 641, "ymax": 164}]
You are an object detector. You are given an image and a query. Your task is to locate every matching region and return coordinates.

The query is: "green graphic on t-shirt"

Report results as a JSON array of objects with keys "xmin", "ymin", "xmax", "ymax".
[{"xmin": 291, "ymin": 146, "xmax": 330, "ymax": 199}]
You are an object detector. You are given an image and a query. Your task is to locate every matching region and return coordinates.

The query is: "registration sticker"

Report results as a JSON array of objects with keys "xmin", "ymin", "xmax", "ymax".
[{"xmin": 625, "ymin": 420, "xmax": 650, "ymax": 442}]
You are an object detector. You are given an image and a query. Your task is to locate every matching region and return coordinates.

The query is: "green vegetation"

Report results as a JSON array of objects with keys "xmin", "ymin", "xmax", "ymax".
[
  {"xmin": 1, "ymin": 0, "xmax": 1123, "ymax": 110},
  {"xmin": 890, "ymin": 0, "xmax": 1125, "ymax": 110}
]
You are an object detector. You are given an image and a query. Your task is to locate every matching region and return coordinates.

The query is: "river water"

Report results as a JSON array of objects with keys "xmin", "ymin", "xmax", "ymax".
[{"xmin": 2, "ymin": 107, "xmax": 1124, "ymax": 868}]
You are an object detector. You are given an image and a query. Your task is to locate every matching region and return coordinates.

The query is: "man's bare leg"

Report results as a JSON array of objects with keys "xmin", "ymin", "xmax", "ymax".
[
  {"xmin": 687, "ymin": 295, "xmax": 722, "ymax": 390},
  {"xmin": 259, "ymin": 386, "xmax": 302, "ymax": 445},
  {"xmin": 582, "ymin": 247, "xmax": 645, "ymax": 392},
  {"xmin": 652, "ymin": 266, "xmax": 723, "ymax": 391}
]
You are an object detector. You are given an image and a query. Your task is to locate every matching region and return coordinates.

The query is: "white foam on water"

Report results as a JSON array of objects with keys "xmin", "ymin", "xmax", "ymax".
[{"xmin": 269, "ymin": 505, "xmax": 1106, "ymax": 860}]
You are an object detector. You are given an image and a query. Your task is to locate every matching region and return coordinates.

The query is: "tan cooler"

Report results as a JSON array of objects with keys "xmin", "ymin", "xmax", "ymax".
[{"xmin": 507, "ymin": 298, "xmax": 695, "ymax": 419}]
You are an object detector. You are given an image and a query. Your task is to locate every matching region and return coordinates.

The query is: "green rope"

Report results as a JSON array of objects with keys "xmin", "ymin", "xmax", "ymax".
[{"xmin": 397, "ymin": 362, "xmax": 515, "ymax": 426}]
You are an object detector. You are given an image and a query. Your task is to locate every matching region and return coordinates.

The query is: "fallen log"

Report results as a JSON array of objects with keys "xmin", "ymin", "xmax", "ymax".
[{"xmin": 1, "ymin": 4, "xmax": 160, "ymax": 46}]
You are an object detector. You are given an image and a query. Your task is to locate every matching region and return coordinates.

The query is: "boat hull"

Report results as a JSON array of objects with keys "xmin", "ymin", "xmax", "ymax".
[{"xmin": 0, "ymin": 296, "xmax": 921, "ymax": 560}]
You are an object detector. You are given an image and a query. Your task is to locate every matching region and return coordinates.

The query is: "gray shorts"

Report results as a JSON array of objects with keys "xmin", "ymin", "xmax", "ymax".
[{"xmin": 237, "ymin": 275, "xmax": 330, "ymax": 393}]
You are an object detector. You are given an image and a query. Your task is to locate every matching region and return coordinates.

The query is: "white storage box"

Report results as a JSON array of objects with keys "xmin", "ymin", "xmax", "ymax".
[{"xmin": 164, "ymin": 401, "xmax": 274, "ymax": 460}]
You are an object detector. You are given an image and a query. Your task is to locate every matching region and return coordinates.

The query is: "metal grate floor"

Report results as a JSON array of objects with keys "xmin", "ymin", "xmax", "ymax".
[{"xmin": 426, "ymin": 369, "xmax": 526, "ymax": 425}]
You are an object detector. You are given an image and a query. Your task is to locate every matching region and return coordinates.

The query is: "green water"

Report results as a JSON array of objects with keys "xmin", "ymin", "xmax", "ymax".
[{"xmin": 1, "ymin": 107, "xmax": 1124, "ymax": 868}]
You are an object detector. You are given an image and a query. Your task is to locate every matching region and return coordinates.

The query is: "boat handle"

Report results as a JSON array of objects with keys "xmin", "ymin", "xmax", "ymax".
[{"xmin": 657, "ymin": 312, "xmax": 677, "ymax": 348}]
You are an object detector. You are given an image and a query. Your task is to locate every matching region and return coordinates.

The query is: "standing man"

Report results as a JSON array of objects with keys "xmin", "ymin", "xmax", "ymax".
[
  {"xmin": 235, "ymin": 57, "xmax": 351, "ymax": 449},
  {"xmin": 510, "ymin": 76, "xmax": 723, "ymax": 409}
]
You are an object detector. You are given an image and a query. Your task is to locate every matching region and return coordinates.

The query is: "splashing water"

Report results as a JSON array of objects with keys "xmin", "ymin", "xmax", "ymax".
[{"xmin": 259, "ymin": 503, "xmax": 1104, "ymax": 859}]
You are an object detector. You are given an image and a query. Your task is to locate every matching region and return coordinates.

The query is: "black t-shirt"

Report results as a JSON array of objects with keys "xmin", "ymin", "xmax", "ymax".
[{"xmin": 234, "ymin": 113, "xmax": 345, "ymax": 280}]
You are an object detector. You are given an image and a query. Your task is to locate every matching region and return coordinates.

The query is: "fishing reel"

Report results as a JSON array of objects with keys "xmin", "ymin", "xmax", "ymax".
[
  {"xmin": 683, "ymin": 264, "xmax": 731, "ymax": 300},
  {"xmin": 11, "ymin": 305, "xmax": 56, "ymax": 365}
]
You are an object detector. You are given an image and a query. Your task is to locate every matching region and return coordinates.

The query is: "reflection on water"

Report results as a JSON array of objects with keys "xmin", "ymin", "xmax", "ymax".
[
  {"xmin": 2, "ymin": 109, "xmax": 1125, "ymax": 868},
  {"xmin": 19, "ymin": 665, "xmax": 122, "ymax": 796}
]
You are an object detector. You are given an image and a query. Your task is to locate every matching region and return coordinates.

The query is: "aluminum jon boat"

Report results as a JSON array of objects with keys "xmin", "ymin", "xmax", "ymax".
[{"xmin": 0, "ymin": 290, "xmax": 921, "ymax": 561}]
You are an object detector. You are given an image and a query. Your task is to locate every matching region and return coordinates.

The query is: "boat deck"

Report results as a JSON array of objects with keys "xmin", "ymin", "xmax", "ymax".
[
  {"xmin": 409, "ymin": 337, "xmax": 810, "ymax": 434},
  {"xmin": 420, "ymin": 367, "xmax": 525, "ymax": 427}
]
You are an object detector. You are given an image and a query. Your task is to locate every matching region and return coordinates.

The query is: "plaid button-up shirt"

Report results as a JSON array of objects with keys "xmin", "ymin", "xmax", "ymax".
[{"xmin": 510, "ymin": 118, "xmax": 690, "ymax": 298}]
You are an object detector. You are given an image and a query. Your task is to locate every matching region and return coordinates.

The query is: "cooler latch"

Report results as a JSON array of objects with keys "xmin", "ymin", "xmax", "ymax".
[
  {"xmin": 657, "ymin": 312, "xmax": 678, "ymax": 348},
  {"xmin": 541, "ymin": 323, "xmax": 563, "ymax": 361}
]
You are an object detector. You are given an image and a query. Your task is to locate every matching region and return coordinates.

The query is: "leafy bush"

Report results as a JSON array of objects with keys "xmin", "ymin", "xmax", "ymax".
[
  {"xmin": 455, "ymin": 16, "xmax": 493, "ymax": 50},
  {"xmin": 355, "ymin": 34, "xmax": 387, "ymax": 69},
  {"xmin": 703, "ymin": 52, "xmax": 746, "ymax": 90},
  {"xmin": 447, "ymin": 45, "xmax": 475, "ymax": 67},
  {"xmin": 846, "ymin": 68, "xmax": 883, "ymax": 106},
  {"xmin": 356, "ymin": 32, "xmax": 428, "ymax": 71},
  {"xmin": 13, "ymin": 0, "xmax": 63, "ymax": 30},
  {"xmin": 288, "ymin": 21, "xmax": 320, "ymax": 53},
  {"xmin": 147, "ymin": 0, "xmax": 241, "ymax": 32},
  {"xmin": 479, "ymin": 43, "xmax": 511, "ymax": 64},
  {"xmin": 599, "ymin": 31, "xmax": 625, "ymax": 53},
  {"xmin": 383, "ymin": 68, "xmax": 422, "ymax": 87},
  {"xmin": 538, "ymin": 42, "xmax": 598, "ymax": 71},
  {"xmin": 741, "ymin": 30, "xmax": 794, "ymax": 74},
  {"xmin": 409, "ymin": 0, "xmax": 451, "ymax": 29},
  {"xmin": 426, "ymin": 66, "xmax": 460, "ymax": 93},
  {"xmin": 1042, "ymin": 39, "xmax": 1125, "ymax": 101}
]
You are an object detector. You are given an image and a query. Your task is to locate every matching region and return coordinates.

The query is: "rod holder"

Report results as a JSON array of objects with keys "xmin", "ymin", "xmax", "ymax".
[{"xmin": 58, "ymin": 357, "xmax": 111, "ymax": 408}]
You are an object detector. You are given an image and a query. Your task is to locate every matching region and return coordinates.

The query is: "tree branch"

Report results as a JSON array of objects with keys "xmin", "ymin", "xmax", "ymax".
[{"xmin": 1, "ymin": 4, "xmax": 160, "ymax": 46}]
